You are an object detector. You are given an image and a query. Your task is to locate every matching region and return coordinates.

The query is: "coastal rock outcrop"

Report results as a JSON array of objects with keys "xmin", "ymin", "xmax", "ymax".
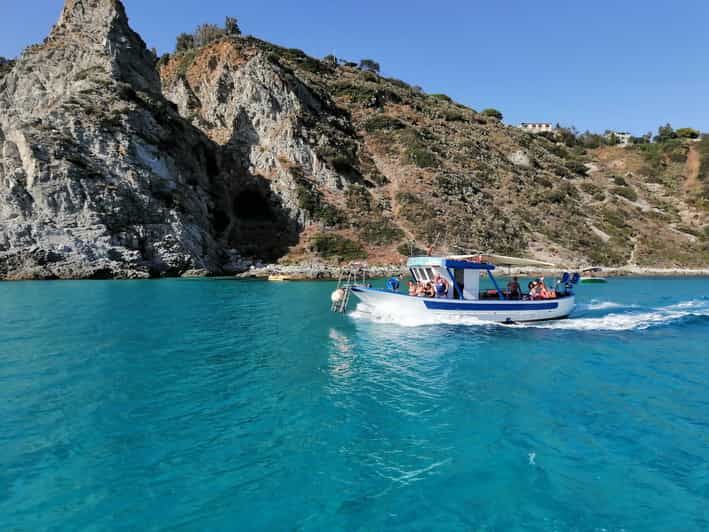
[
  {"xmin": 160, "ymin": 43, "xmax": 362, "ymax": 247},
  {"xmin": 0, "ymin": 0, "xmax": 227, "ymax": 278}
]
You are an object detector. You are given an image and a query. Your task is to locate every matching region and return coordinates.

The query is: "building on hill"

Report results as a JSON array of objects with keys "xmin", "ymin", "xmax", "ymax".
[
  {"xmin": 519, "ymin": 122, "xmax": 554, "ymax": 134},
  {"xmin": 606, "ymin": 131, "xmax": 632, "ymax": 146}
]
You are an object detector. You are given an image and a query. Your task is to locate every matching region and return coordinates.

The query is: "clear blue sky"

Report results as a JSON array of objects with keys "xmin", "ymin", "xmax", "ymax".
[{"xmin": 2, "ymin": 0, "xmax": 707, "ymax": 135}]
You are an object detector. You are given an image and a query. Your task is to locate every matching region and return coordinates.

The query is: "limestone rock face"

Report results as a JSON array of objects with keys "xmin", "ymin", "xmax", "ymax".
[
  {"xmin": 0, "ymin": 0, "xmax": 226, "ymax": 278},
  {"xmin": 161, "ymin": 43, "xmax": 360, "ymax": 227}
]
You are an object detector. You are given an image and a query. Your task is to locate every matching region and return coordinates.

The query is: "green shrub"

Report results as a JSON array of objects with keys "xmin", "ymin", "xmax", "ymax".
[
  {"xmin": 175, "ymin": 33, "xmax": 194, "ymax": 52},
  {"xmin": 312, "ymin": 234, "xmax": 367, "ymax": 260},
  {"xmin": 359, "ymin": 219, "xmax": 405, "ymax": 245},
  {"xmin": 295, "ymin": 177, "xmax": 344, "ymax": 226},
  {"xmin": 175, "ymin": 49, "xmax": 198, "ymax": 77},
  {"xmin": 565, "ymin": 160, "xmax": 588, "ymax": 177},
  {"xmin": 613, "ymin": 175, "xmax": 628, "ymax": 186},
  {"xmin": 397, "ymin": 242, "xmax": 426, "ymax": 256},
  {"xmin": 345, "ymin": 185, "xmax": 373, "ymax": 212},
  {"xmin": 193, "ymin": 24, "xmax": 225, "ymax": 47},
  {"xmin": 613, "ymin": 186, "xmax": 638, "ymax": 202},
  {"xmin": 407, "ymin": 146, "xmax": 436, "ymax": 168},
  {"xmin": 482, "ymin": 108, "xmax": 503, "ymax": 120},
  {"xmin": 429, "ymin": 94, "xmax": 452, "ymax": 103},
  {"xmin": 442, "ymin": 109, "xmax": 466, "ymax": 122},
  {"xmin": 676, "ymin": 127, "xmax": 700, "ymax": 139},
  {"xmin": 359, "ymin": 59, "xmax": 381, "ymax": 73},
  {"xmin": 363, "ymin": 115, "xmax": 406, "ymax": 133},
  {"xmin": 580, "ymin": 181, "xmax": 605, "ymax": 200},
  {"xmin": 544, "ymin": 183, "xmax": 578, "ymax": 204},
  {"xmin": 399, "ymin": 129, "xmax": 437, "ymax": 168}
]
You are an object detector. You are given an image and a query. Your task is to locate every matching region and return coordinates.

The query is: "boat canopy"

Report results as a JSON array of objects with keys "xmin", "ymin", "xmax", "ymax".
[
  {"xmin": 407, "ymin": 256, "xmax": 495, "ymax": 271},
  {"xmin": 447, "ymin": 253, "xmax": 557, "ymax": 268},
  {"xmin": 407, "ymin": 254, "xmax": 557, "ymax": 270}
]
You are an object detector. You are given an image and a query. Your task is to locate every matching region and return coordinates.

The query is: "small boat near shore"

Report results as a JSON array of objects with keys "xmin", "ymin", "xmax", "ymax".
[
  {"xmin": 333, "ymin": 255, "xmax": 580, "ymax": 323},
  {"xmin": 580, "ymin": 267, "xmax": 608, "ymax": 284},
  {"xmin": 268, "ymin": 274, "xmax": 293, "ymax": 282}
]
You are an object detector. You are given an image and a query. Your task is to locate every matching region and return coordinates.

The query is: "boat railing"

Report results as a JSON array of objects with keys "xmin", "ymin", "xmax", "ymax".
[{"xmin": 330, "ymin": 263, "xmax": 368, "ymax": 313}]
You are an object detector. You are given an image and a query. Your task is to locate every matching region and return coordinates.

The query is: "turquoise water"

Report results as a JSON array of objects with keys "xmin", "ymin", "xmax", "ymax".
[{"xmin": 1, "ymin": 277, "xmax": 708, "ymax": 531}]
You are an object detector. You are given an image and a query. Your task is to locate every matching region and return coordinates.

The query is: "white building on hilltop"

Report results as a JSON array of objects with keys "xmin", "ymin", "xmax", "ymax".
[
  {"xmin": 606, "ymin": 131, "xmax": 632, "ymax": 146},
  {"xmin": 519, "ymin": 122, "xmax": 554, "ymax": 134}
]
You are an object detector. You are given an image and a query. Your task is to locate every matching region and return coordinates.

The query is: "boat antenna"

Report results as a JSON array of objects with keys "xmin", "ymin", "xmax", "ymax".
[{"xmin": 427, "ymin": 232, "xmax": 441, "ymax": 256}]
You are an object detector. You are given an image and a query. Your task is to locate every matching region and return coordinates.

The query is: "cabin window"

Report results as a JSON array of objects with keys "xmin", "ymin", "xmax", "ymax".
[
  {"xmin": 425, "ymin": 267, "xmax": 435, "ymax": 280},
  {"xmin": 454, "ymin": 269, "xmax": 465, "ymax": 299}
]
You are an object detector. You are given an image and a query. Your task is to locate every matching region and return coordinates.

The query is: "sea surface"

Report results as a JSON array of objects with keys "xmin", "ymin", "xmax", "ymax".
[{"xmin": 1, "ymin": 276, "xmax": 708, "ymax": 531}]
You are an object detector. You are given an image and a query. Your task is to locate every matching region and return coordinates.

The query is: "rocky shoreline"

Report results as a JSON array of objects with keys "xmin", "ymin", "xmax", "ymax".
[
  {"xmin": 236, "ymin": 263, "xmax": 709, "ymax": 281},
  {"xmin": 1, "ymin": 261, "xmax": 708, "ymax": 281}
]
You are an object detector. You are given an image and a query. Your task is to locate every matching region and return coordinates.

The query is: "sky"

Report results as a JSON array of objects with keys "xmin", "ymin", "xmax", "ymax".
[{"xmin": 1, "ymin": 0, "xmax": 707, "ymax": 135}]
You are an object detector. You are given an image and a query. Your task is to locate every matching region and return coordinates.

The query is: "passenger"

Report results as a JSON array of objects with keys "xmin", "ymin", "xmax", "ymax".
[
  {"xmin": 423, "ymin": 281, "xmax": 435, "ymax": 298},
  {"xmin": 407, "ymin": 280, "xmax": 417, "ymax": 296},
  {"xmin": 386, "ymin": 274, "xmax": 403, "ymax": 293},
  {"xmin": 528, "ymin": 281, "xmax": 539, "ymax": 300},
  {"xmin": 537, "ymin": 277, "xmax": 550, "ymax": 299},
  {"xmin": 507, "ymin": 276, "xmax": 521, "ymax": 300},
  {"xmin": 433, "ymin": 275, "xmax": 449, "ymax": 298}
]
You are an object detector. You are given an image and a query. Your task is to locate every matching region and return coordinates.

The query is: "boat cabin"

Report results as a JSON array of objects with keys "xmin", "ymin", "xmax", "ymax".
[
  {"xmin": 406, "ymin": 255, "xmax": 575, "ymax": 301},
  {"xmin": 407, "ymin": 256, "xmax": 503, "ymax": 300}
]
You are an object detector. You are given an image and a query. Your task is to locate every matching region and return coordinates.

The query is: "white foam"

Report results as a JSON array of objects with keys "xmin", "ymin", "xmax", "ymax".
[
  {"xmin": 350, "ymin": 303, "xmax": 497, "ymax": 328},
  {"xmin": 512, "ymin": 299, "xmax": 709, "ymax": 331},
  {"xmin": 579, "ymin": 300, "xmax": 635, "ymax": 311},
  {"xmin": 350, "ymin": 300, "xmax": 709, "ymax": 332}
]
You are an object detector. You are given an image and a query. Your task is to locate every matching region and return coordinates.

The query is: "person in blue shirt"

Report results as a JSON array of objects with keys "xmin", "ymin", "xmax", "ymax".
[{"xmin": 386, "ymin": 274, "xmax": 403, "ymax": 292}]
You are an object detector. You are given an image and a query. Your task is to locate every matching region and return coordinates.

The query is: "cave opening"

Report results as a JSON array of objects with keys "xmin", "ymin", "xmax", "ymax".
[
  {"xmin": 228, "ymin": 187, "xmax": 298, "ymax": 262},
  {"xmin": 234, "ymin": 189, "xmax": 273, "ymax": 220}
]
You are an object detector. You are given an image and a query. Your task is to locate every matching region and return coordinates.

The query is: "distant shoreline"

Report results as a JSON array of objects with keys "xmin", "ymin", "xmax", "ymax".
[
  {"xmin": 235, "ymin": 263, "xmax": 709, "ymax": 281},
  {"xmin": 1, "ymin": 264, "xmax": 708, "ymax": 282}
]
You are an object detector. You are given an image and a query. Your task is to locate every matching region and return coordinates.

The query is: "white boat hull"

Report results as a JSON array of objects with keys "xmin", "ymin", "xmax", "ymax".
[{"xmin": 350, "ymin": 287, "xmax": 575, "ymax": 323}]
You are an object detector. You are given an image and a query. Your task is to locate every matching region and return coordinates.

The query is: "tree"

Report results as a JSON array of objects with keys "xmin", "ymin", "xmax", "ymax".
[
  {"xmin": 555, "ymin": 126, "xmax": 578, "ymax": 147},
  {"xmin": 225, "ymin": 16, "xmax": 241, "ymax": 36},
  {"xmin": 676, "ymin": 127, "xmax": 700, "ymax": 139},
  {"xmin": 193, "ymin": 24, "xmax": 225, "ymax": 47},
  {"xmin": 481, "ymin": 108, "xmax": 503, "ymax": 121},
  {"xmin": 359, "ymin": 59, "xmax": 380, "ymax": 73},
  {"xmin": 175, "ymin": 33, "xmax": 194, "ymax": 52},
  {"xmin": 654, "ymin": 123, "xmax": 676, "ymax": 143},
  {"xmin": 323, "ymin": 54, "xmax": 337, "ymax": 65}
]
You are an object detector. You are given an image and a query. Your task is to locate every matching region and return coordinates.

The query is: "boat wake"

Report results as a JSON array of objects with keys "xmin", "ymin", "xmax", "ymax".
[
  {"xmin": 350, "ymin": 299, "xmax": 709, "ymax": 331},
  {"xmin": 577, "ymin": 299, "xmax": 638, "ymax": 311}
]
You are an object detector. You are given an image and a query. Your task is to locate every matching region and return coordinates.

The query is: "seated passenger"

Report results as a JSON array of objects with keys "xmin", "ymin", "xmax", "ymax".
[
  {"xmin": 407, "ymin": 280, "xmax": 417, "ymax": 296},
  {"xmin": 507, "ymin": 276, "xmax": 521, "ymax": 300},
  {"xmin": 423, "ymin": 281, "xmax": 435, "ymax": 298},
  {"xmin": 433, "ymin": 275, "xmax": 449, "ymax": 298},
  {"xmin": 528, "ymin": 281, "xmax": 540, "ymax": 300},
  {"xmin": 537, "ymin": 278, "xmax": 550, "ymax": 299}
]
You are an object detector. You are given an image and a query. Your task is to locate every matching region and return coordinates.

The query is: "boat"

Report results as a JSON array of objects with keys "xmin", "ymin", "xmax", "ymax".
[
  {"xmin": 336, "ymin": 255, "xmax": 579, "ymax": 323},
  {"xmin": 268, "ymin": 274, "xmax": 292, "ymax": 282},
  {"xmin": 579, "ymin": 267, "xmax": 608, "ymax": 284}
]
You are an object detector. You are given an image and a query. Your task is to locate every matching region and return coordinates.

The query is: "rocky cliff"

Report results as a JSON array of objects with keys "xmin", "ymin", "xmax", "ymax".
[
  {"xmin": 0, "ymin": 0, "xmax": 706, "ymax": 279},
  {"xmin": 0, "ymin": 0, "xmax": 233, "ymax": 279},
  {"xmin": 160, "ymin": 36, "xmax": 708, "ymax": 268}
]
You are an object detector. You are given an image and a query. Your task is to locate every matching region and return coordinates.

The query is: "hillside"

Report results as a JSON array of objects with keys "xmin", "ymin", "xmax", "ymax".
[
  {"xmin": 0, "ymin": 0, "xmax": 706, "ymax": 279},
  {"xmin": 159, "ymin": 35, "xmax": 708, "ymax": 268}
]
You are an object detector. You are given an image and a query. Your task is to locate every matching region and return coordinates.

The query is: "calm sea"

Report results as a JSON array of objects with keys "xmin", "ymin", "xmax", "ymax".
[{"xmin": 1, "ymin": 277, "xmax": 708, "ymax": 530}]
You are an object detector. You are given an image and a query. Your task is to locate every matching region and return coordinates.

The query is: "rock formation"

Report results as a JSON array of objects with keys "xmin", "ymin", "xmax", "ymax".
[{"xmin": 0, "ymin": 0, "xmax": 229, "ymax": 278}]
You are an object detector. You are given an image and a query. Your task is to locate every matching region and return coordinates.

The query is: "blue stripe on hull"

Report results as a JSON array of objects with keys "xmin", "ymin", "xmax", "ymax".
[{"xmin": 423, "ymin": 301, "xmax": 559, "ymax": 311}]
